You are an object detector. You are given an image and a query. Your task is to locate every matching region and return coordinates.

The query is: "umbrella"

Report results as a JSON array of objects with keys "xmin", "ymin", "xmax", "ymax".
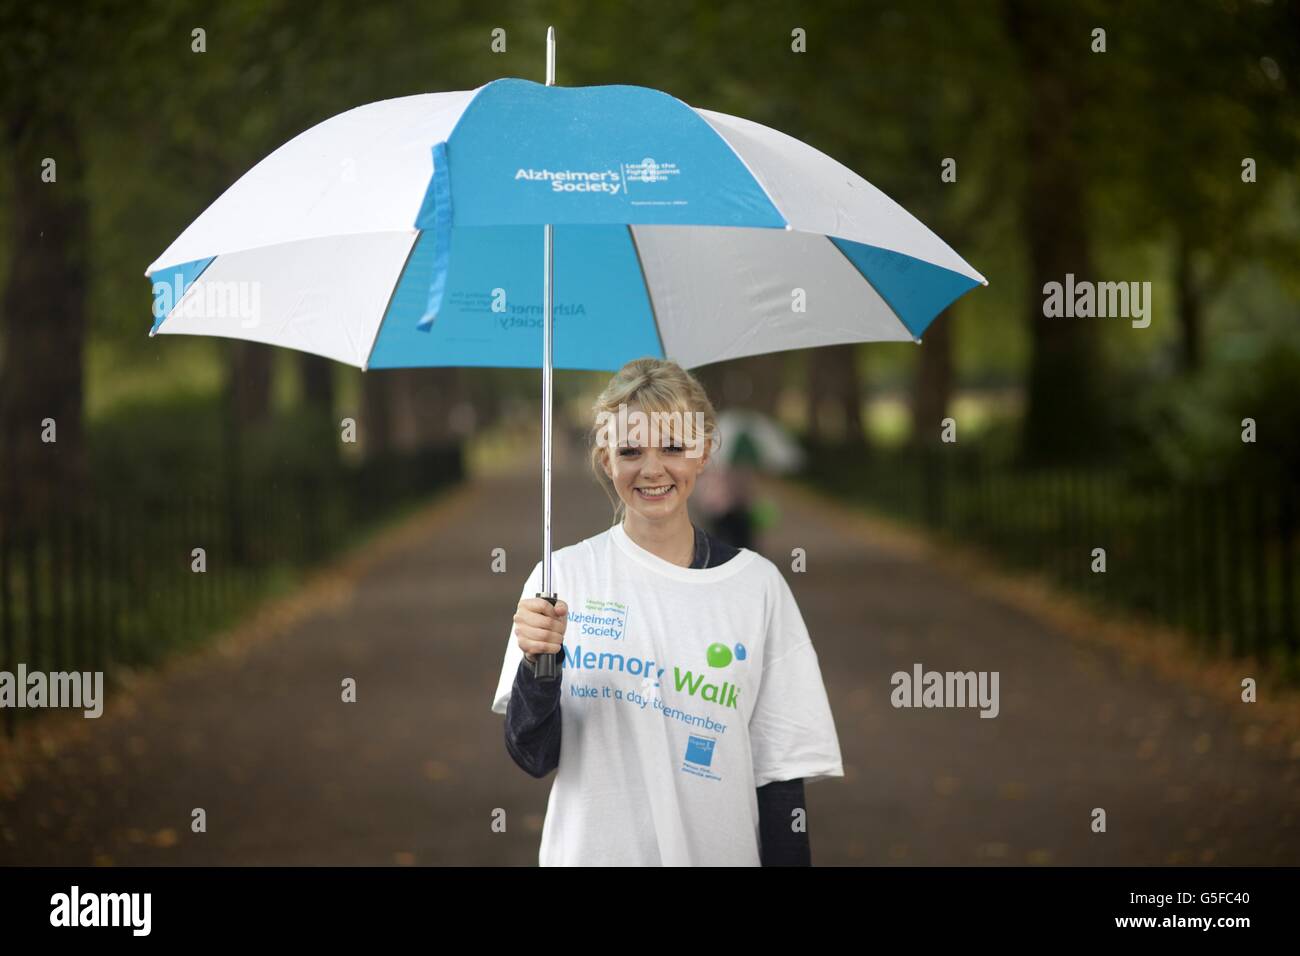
[{"xmin": 145, "ymin": 28, "xmax": 986, "ymax": 680}]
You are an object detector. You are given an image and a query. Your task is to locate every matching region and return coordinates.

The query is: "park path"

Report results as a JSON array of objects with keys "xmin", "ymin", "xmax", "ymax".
[{"xmin": 1, "ymin": 427, "xmax": 1297, "ymax": 866}]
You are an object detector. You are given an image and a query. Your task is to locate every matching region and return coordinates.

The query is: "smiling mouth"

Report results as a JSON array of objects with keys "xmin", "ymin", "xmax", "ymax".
[{"xmin": 635, "ymin": 484, "xmax": 675, "ymax": 499}]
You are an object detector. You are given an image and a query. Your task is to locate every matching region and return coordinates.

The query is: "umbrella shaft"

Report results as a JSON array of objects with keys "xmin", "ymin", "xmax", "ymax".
[
  {"xmin": 534, "ymin": 27, "xmax": 562, "ymax": 683},
  {"xmin": 542, "ymin": 221, "xmax": 554, "ymax": 595}
]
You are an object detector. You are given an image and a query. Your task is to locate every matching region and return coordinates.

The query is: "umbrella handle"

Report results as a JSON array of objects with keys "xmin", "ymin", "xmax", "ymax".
[{"xmin": 533, "ymin": 592, "xmax": 562, "ymax": 681}]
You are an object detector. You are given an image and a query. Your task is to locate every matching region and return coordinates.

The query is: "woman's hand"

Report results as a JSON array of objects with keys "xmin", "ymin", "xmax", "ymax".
[{"xmin": 514, "ymin": 597, "xmax": 568, "ymax": 663}]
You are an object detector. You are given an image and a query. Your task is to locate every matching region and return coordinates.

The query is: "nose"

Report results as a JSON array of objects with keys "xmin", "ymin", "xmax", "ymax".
[{"xmin": 638, "ymin": 448, "xmax": 667, "ymax": 478}]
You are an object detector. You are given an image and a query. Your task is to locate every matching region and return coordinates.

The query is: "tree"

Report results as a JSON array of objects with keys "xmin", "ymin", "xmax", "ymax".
[
  {"xmin": 1090, "ymin": 0, "xmax": 1300, "ymax": 374},
  {"xmin": 1002, "ymin": 0, "xmax": 1116, "ymax": 465},
  {"xmin": 0, "ymin": 1, "xmax": 107, "ymax": 523}
]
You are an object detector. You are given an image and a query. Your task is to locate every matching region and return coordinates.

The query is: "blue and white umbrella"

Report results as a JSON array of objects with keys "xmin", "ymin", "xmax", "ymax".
[
  {"xmin": 146, "ymin": 29, "xmax": 985, "ymax": 677},
  {"xmin": 146, "ymin": 74, "xmax": 986, "ymax": 365}
]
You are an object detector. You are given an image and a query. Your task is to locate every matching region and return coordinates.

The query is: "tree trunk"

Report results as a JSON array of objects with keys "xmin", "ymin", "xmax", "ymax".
[
  {"xmin": 361, "ymin": 371, "xmax": 396, "ymax": 460},
  {"xmin": 735, "ymin": 353, "xmax": 785, "ymax": 418},
  {"xmin": 688, "ymin": 354, "xmax": 784, "ymax": 418},
  {"xmin": 299, "ymin": 353, "xmax": 335, "ymax": 411},
  {"xmin": 230, "ymin": 341, "xmax": 273, "ymax": 424},
  {"xmin": 1174, "ymin": 231, "xmax": 1203, "ymax": 374},
  {"xmin": 386, "ymin": 368, "xmax": 462, "ymax": 449},
  {"xmin": 1005, "ymin": 0, "xmax": 1109, "ymax": 465},
  {"xmin": 911, "ymin": 307, "xmax": 954, "ymax": 448},
  {"xmin": 809, "ymin": 344, "xmax": 866, "ymax": 449},
  {"xmin": 0, "ymin": 103, "xmax": 90, "ymax": 526},
  {"xmin": 693, "ymin": 362, "xmax": 729, "ymax": 411}
]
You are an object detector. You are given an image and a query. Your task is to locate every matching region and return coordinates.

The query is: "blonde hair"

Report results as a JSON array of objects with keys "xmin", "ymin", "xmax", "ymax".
[{"xmin": 588, "ymin": 358, "xmax": 720, "ymax": 524}]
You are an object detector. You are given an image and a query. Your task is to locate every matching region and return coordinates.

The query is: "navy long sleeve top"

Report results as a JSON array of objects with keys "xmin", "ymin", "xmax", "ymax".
[{"xmin": 504, "ymin": 521, "xmax": 811, "ymax": 866}]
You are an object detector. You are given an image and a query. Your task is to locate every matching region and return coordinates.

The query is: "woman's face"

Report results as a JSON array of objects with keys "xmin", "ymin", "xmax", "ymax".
[{"xmin": 601, "ymin": 402, "xmax": 709, "ymax": 523}]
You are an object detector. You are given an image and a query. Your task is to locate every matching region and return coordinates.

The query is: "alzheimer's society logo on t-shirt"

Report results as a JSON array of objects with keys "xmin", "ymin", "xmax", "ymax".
[{"xmin": 569, "ymin": 598, "xmax": 628, "ymax": 640}]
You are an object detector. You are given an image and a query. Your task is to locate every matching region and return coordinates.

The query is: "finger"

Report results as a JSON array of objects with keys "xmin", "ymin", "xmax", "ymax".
[
  {"xmin": 517, "ymin": 625, "xmax": 564, "ymax": 647},
  {"xmin": 520, "ymin": 633, "xmax": 563, "ymax": 655},
  {"xmin": 519, "ymin": 611, "xmax": 564, "ymax": 633},
  {"xmin": 518, "ymin": 599, "xmax": 555, "ymax": 617}
]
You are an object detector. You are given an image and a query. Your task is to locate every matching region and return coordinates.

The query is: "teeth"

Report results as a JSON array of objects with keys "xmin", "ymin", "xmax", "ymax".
[{"xmin": 637, "ymin": 485, "xmax": 673, "ymax": 497}]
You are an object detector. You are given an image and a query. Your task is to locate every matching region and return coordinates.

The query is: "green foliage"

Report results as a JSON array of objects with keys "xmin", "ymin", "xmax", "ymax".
[
  {"xmin": 241, "ymin": 403, "xmax": 345, "ymax": 488},
  {"xmin": 87, "ymin": 390, "xmax": 226, "ymax": 501},
  {"xmin": 1130, "ymin": 330, "xmax": 1300, "ymax": 485}
]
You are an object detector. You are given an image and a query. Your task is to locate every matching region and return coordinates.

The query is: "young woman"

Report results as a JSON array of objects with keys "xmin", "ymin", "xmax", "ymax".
[{"xmin": 490, "ymin": 358, "xmax": 843, "ymax": 866}]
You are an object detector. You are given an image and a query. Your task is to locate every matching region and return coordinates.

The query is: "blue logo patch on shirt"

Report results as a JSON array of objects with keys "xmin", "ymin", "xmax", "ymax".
[{"xmin": 684, "ymin": 735, "xmax": 715, "ymax": 767}]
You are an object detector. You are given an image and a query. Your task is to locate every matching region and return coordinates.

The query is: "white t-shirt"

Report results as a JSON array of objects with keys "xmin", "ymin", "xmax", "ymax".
[{"xmin": 491, "ymin": 520, "xmax": 844, "ymax": 866}]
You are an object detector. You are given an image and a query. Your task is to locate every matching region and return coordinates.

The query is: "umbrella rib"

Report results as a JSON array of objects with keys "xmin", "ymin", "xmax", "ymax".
[
  {"xmin": 625, "ymin": 225, "xmax": 667, "ymax": 360},
  {"xmin": 361, "ymin": 232, "xmax": 422, "ymax": 371}
]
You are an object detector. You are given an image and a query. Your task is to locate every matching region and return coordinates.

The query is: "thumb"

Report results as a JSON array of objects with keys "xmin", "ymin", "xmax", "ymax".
[{"xmin": 556, "ymin": 601, "xmax": 568, "ymax": 616}]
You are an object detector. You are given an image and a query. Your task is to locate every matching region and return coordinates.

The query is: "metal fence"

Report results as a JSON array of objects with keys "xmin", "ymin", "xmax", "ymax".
[
  {"xmin": 0, "ymin": 444, "xmax": 463, "ymax": 736},
  {"xmin": 797, "ymin": 441, "xmax": 1300, "ymax": 681}
]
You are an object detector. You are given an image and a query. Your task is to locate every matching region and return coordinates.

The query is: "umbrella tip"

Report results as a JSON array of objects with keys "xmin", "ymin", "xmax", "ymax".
[
  {"xmin": 913, "ymin": 335, "xmax": 922, "ymax": 345},
  {"xmin": 546, "ymin": 26, "xmax": 556, "ymax": 85}
]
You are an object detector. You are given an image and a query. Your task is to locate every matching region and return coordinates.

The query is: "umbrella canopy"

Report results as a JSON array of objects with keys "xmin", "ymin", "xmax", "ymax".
[{"xmin": 146, "ymin": 77, "xmax": 986, "ymax": 369}]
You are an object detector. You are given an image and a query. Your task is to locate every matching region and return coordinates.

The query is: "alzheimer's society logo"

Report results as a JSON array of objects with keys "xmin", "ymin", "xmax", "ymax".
[
  {"xmin": 515, "ymin": 167, "xmax": 623, "ymax": 194},
  {"xmin": 569, "ymin": 598, "xmax": 628, "ymax": 639},
  {"xmin": 514, "ymin": 159, "xmax": 681, "ymax": 190}
]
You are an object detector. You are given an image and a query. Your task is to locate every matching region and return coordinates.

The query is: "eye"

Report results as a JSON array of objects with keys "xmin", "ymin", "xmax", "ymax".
[
  {"xmin": 618, "ymin": 447, "xmax": 640, "ymax": 457},
  {"xmin": 665, "ymin": 444, "xmax": 684, "ymax": 453}
]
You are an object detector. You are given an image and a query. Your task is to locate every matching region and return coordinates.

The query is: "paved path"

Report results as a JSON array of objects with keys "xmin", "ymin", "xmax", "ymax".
[{"xmin": 1, "ymin": 428, "xmax": 1297, "ymax": 865}]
